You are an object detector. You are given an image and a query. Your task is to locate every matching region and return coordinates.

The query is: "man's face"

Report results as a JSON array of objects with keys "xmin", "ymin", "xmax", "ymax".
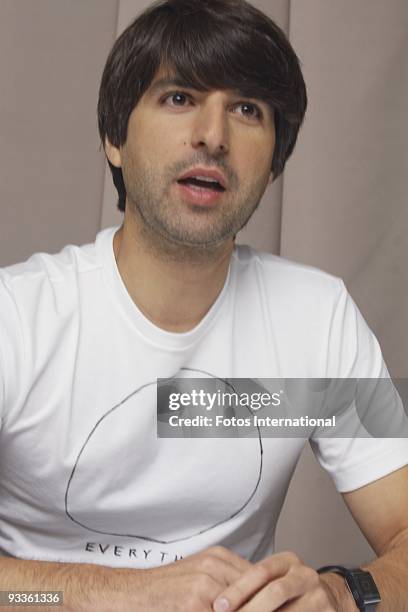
[{"xmin": 107, "ymin": 68, "xmax": 276, "ymax": 248}]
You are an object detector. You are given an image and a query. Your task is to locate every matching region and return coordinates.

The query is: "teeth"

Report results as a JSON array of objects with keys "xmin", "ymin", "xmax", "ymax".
[{"xmin": 192, "ymin": 175, "xmax": 220, "ymax": 184}]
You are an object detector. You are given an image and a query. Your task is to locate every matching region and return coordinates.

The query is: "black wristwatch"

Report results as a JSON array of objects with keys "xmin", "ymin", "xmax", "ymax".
[{"xmin": 317, "ymin": 565, "xmax": 381, "ymax": 611}]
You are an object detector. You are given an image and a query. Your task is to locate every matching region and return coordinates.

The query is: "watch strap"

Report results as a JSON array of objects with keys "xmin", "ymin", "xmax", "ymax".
[{"xmin": 317, "ymin": 565, "xmax": 381, "ymax": 611}]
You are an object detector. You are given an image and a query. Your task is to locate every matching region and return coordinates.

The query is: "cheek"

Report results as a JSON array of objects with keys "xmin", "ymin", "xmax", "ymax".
[
  {"xmin": 257, "ymin": 132, "xmax": 275, "ymax": 167},
  {"xmin": 237, "ymin": 144, "xmax": 273, "ymax": 183},
  {"xmin": 232, "ymin": 126, "xmax": 275, "ymax": 175},
  {"xmin": 142, "ymin": 114, "xmax": 187, "ymax": 157}
]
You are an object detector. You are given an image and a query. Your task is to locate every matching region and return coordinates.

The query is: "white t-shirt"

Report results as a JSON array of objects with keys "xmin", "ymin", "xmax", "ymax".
[{"xmin": 0, "ymin": 227, "xmax": 407, "ymax": 569}]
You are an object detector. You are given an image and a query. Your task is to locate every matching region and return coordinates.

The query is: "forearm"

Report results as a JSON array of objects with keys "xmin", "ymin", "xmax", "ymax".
[
  {"xmin": 320, "ymin": 527, "xmax": 408, "ymax": 611},
  {"xmin": 0, "ymin": 556, "xmax": 142, "ymax": 612},
  {"xmin": 0, "ymin": 545, "xmax": 255, "ymax": 612}
]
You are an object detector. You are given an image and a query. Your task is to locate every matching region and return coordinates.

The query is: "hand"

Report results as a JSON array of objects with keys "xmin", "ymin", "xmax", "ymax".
[
  {"xmin": 131, "ymin": 545, "xmax": 252, "ymax": 611},
  {"xmin": 212, "ymin": 551, "xmax": 337, "ymax": 611}
]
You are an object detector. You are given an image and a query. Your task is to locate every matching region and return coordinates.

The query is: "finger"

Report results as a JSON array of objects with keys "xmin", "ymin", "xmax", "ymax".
[
  {"xmin": 207, "ymin": 545, "xmax": 253, "ymax": 574},
  {"xmin": 157, "ymin": 558, "xmax": 238, "ymax": 589},
  {"xmin": 275, "ymin": 585, "xmax": 335, "ymax": 611},
  {"xmin": 200, "ymin": 556, "xmax": 247, "ymax": 589},
  {"xmin": 183, "ymin": 573, "xmax": 233, "ymax": 610},
  {"xmin": 213, "ymin": 552, "xmax": 300, "ymax": 611},
  {"xmin": 237, "ymin": 572, "xmax": 311, "ymax": 612},
  {"xmin": 161, "ymin": 546, "xmax": 250, "ymax": 589}
]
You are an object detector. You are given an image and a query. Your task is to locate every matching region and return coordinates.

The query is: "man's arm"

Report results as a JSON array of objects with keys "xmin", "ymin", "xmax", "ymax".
[
  {"xmin": 0, "ymin": 557, "xmax": 119, "ymax": 612},
  {"xmin": 212, "ymin": 464, "xmax": 408, "ymax": 611},
  {"xmin": 0, "ymin": 545, "xmax": 251, "ymax": 612},
  {"xmin": 322, "ymin": 463, "xmax": 408, "ymax": 611}
]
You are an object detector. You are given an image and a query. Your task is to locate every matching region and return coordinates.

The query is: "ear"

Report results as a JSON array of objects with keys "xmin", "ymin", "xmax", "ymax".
[{"xmin": 104, "ymin": 138, "xmax": 122, "ymax": 168}]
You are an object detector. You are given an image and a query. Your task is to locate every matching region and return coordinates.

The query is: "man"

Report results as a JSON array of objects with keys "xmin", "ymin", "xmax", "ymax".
[{"xmin": 1, "ymin": 0, "xmax": 407, "ymax": 610}]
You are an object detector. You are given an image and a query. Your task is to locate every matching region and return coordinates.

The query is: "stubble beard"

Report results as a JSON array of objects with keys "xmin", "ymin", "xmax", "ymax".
[{"xmin": 121, "ymin": 161, "xmax": 269, "ymax": 263}]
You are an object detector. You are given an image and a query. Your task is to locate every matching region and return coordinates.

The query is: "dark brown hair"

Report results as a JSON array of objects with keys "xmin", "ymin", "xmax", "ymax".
[{"xmin": 97, "ymin": 0, "xmax": 307, "ymax": 211}]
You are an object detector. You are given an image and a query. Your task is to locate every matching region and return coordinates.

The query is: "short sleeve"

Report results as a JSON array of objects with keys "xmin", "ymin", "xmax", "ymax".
[{"xmin": 310, "ymin": 281, "xmax": 408, "ymax": 492}]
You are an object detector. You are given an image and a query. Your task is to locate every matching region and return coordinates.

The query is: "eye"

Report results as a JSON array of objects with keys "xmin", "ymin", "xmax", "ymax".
[
  {"xmin": 234, "ymin": 102, "xmax": 263, "ymax": 120},
  {"xmin": 162, "ymin": 92, "xmax": 192, "ymax": 107}
]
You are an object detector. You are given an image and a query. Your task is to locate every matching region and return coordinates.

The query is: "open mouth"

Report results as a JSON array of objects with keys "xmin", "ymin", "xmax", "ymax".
[{"xmin": 177, "ymin": 177, "xmax": 226, "ymax": 192}]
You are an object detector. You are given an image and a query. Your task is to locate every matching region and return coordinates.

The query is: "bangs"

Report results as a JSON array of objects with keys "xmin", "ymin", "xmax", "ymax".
[
  {"xmin": 158, "ymin": 13, "xmax": 282, "ymax": 107},
  {"xmin": 151, "ymin": 5, "xmax": 301, "ymax": 121}
]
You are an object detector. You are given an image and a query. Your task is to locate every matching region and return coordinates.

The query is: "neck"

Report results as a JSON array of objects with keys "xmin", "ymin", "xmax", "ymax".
[{"xmin": 113, "ymin": 213, "xmax": 234, "ymax": 333}]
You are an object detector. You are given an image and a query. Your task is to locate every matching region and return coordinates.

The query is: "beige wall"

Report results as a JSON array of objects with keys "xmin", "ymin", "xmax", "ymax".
[
  {"xmin": 0, "ymin": 0, "xmax": 118, "ymax": 266},
  {"xmin": 1, "ymin": 0, "xmax": 407, "ymax": 568},
  {"xmin": 282, "ymin": 0, "xmax": 408, "ymax": 379},
  {"xmin": 275, "ymin": 1, "xmax": 408, "ymax": 566}
]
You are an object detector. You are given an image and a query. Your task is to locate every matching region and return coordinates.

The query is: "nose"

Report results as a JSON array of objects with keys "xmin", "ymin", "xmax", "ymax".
[{"xmin": 190, "ymin": 95, "xmax": 230, "ymax": 156}]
